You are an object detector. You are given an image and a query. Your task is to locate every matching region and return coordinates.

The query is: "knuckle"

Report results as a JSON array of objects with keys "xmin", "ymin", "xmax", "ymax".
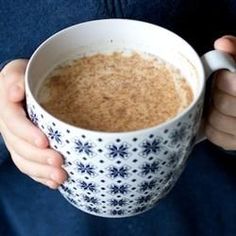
[
  {"xmin": 52, "ymin": 169, "xmax": 67, "ymax": 184},
  {"xmin": 205, "ymin": 124, "xmax": 220, "ymax": 143},
  {"xmin": 213, "ymin": 92, "xmax": 228, "ymax": 113},
  {"xmin": 50, "ymin": 151, "xmax": 63, "ymax": 161},
  {"xmin": 208, "ymin": 109, "xmax": 223, "ymax": 128}
]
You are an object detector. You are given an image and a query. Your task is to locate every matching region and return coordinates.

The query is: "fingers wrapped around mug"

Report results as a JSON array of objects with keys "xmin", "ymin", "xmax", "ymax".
[{"xmin": 206, "ymin": 70, "xmax": 236, "ymax": 150}]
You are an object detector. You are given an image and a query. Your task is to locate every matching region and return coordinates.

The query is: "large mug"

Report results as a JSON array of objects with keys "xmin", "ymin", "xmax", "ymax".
[{"xmin": 25, "ymin": 19, "xmax": 236, "ymax": 218}]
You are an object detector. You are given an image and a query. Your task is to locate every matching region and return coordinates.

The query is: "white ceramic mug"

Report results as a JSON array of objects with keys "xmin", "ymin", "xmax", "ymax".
[{"xmin": 25, "ymin": 19, "xmax": 236, "ymax": 218}]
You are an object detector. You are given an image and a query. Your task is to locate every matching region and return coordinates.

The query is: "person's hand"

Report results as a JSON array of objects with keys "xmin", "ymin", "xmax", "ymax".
[
  {"xmin": 205, "ymin": 36, "xmax": 236, "ymax": 150},
  {"xmin": 0, "ymin": 59, "xmax": 67, "ymax": 188}
]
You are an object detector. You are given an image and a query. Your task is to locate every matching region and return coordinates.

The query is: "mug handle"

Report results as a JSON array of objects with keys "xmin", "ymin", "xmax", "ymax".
[{"xmin": 195, "ymin": 50, "xmax": 236, "ymax": 143}]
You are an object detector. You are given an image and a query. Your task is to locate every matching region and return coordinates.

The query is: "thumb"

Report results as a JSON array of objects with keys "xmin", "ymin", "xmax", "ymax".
[
  {"xmin": 214, "ymin": 35, "xmax": 236, "ymax": 57},
  {"xmin": 1, "ymin": 59, "xmax": 28, "ymax": 102}
]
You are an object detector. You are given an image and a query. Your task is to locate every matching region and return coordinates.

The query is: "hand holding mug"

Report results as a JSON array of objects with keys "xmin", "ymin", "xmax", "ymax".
[
  {"xmin": 206, "ymin": 36, "xmax": 236, "ymax": 150},
  {"xmin": 0, "ymin": 60, "xmax": 67, "ymax": 189}
]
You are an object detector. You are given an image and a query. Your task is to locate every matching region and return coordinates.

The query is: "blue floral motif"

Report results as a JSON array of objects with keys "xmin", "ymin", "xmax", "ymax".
[
  {"xmin": 140, "ymin": 137, "xmax": 164, "ymax": 157},
  {"xmin": 169, "ymin": 125, "xmax": 188, "ymax": 146},
  {"xmin": 75, "ymin": 139, "xmax": 94, "ymax": 156},
  {"xmin": 133, "ymin": 206, "xmax": 146, "ymax": 214},
  {"xmin": 107, "ymin": 143, "xmax": 130, "ymax": 159},
  {"xmin": 47, "ymin": 127, "xmax": 62, "ymax": 144},
  {"xmin": 136, "ymin": 194, "xmax": 153, "ymax": 204},
  {"xmin": 108, "ymin": 166, "xmax": 130, "ymax": 179},
  {"xmin": 110, "ymin": 209, "xmax": 125, "ymax": 216},
  {"xmin": 60, "ymin": 184, "xmax": 73, "ymax": 195},
  {"xmin": 162, "ymin": 172, "xmax": 173, "ymax": 185},
  {"xmin": 66, "ymin": 196, "xmax": 77, "ymax": 206},
  {"xmin": 78, "ymin": 181, "xmax": 96, "ymax": 192},
  {"xmin": 76, "ymin": 162, "xmax": 95, "ymax": 176},
  {"xmin": 29, "ymin": 108, "xmax": 38, "ymax": 126},
  {"xmin": 83, "ymin": 195, "xmax": 99, "ymax": 205},
  {"xmin": 109, "ymin": 199, "xmax": 127, "ymax": 207},
  {"xmin": 139, "ymin": 180, "xmax": 157, "ymax": 192},
  {"xmin": 140, "ymin": 161, "xmax": 160, "ymax": 176},
  {"xmin": 109, "ymin": 184, "xmax": 129, "ymax": 195},
  {"xmin": 166, "ymin": 152, "xmax": 180, "ymax": 168},
  {"xmin": 86, "ymin": 206, "xmax": 100, "ymax": 214}
]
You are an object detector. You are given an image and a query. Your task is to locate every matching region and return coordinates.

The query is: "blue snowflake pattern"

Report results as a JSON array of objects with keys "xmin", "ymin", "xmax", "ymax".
[
  {"xmin": 47, "ymin": 127, "xmax": 62, "ymax": 144},
  {"xmin": 140, "ymin": 137, "xmax": 164, "ymax": 157},
  {"xmin": 139, "ymin": 180, "xmax": 157, "ymax": 192},
  {"xmin": 133, "ymin": 206, "xmax": 146, "ymax": 214},
  {"xmin": 110, "ymin": 209, "xmax": 125, "ymax": 216},
  {"xmin": 75, "ymin": 139, "xmax": 94, "ymax": 156},
  {"xmin": 107, "ymin": 143, "xmax": 130, "ymax": 159},
  {"xmin": 169, "ymin": 125, "xmax": 188, "ymax": 146},
  {"xmin": 66, "ymin": 196, "xmax": 77, "ymax": 206},
  {"xmin": 110, "ymin": 199, "xmax": 127, "ymax": 207},
  {"xmin": 77, "ymin": 162, "xmax": 95, "ymax": 176},
  {"xmin": 60, "ymin": 184, "xmax": 73, "ymax": 195},
  {"xmin": 108, "ymin": 166, "xmax": 130, "ymax": 179},
  {"xmin": 86, "ymin": 206, "xmax": 100, "ymax": 214},
  {"xmin": 166, "ymin": 152, "xmax": 180, "ymax": 168},
  {"xmin": 136, "ymin": 194, "xmax": 153, "ymax": 204},
  {"xmin": 78, "ymin": 181, "xmax": 96, "ymax": 192},
  {"xmin": 140, "ymin": 161, "xmax": 160, "ymax": 176},
  {"xmin": 110, "ymin": 184, "xmax": 129, "ymax": 195},
  {"xmin": 162, "ymin": 172, "xmax": 173, "ymax": 185},
  {"xmin": 29, "ymin": 108, "xmax": 38, "ymax": 126},
  {"xmin": 83, "ymin": 195, "xmax": 99, "ymax": 205}
]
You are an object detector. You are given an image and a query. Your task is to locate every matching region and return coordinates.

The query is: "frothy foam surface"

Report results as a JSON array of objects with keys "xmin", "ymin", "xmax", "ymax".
[{"xmin": 38, "ymin": 52, "xmax": 193, "ymax": 132}]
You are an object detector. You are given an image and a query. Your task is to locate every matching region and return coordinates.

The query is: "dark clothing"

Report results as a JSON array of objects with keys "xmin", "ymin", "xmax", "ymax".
[{"xmin": 1, "ymin": 1, "xmax": 236, "ymax": 235}]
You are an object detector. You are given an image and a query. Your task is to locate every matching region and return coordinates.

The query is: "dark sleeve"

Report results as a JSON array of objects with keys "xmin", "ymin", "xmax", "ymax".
[
  {"xmin": 219, "ymin": 148, "xmax": 236, "ymax": 156},
  {"xmin": 0, "ymin": 135, "xmax": 10, "ymax": 165},
  {"xmin": 0, "ymin": 60, "xmax": 12, "ymax": 165}
]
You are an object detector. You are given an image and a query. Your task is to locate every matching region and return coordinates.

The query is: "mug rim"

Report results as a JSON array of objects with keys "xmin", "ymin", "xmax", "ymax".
[{"xmin": 25, "ymin": 18, "xmax": 205, "ymax": 136}]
